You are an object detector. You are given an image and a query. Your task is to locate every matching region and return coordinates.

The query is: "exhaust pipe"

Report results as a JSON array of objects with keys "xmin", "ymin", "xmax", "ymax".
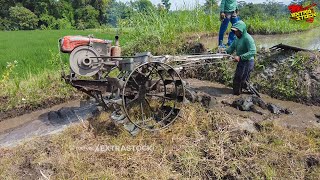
[{"xmin": 111, "ymin": 35, "xmax": 121, "ymax": 59}]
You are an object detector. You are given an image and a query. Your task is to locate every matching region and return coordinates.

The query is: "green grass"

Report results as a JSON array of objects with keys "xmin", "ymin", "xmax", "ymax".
[
  {"xmin": 120, "ymin": 7, "xmax": 220, "ymax": 55},
  {"xmin": 0, "ymin": 29, "xmax": 124, "ymax": 79},
  {"xmin": 121, "ymin": 7, "xmax": 320, "ymax": 55},
  {"xmin": 245, "ymin": 16, "xmax": 320, "ymax": 35},
  {"xmin": 0, "ymin": 69, "xmax": 76, "ymax": 111},
  {"xmin": 0, "ymin": 29, "xmax": 129, "ymax": 112}
]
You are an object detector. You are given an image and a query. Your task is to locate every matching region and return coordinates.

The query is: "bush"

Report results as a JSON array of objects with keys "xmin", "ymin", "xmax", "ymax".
[
  {"xmin": 56, "ymin": 18, "xmax": 73, "ymax": 29},
  {"xmin": 39, "ymin": 14, "xmax": 57, "ymax": 30},
  {"xmin": 0, "ymin": 18, "xmax": 12, "ymax": 31},
  {"xmin": 9, "ymin": 6, "xmax": 38, "ymax": 30}
]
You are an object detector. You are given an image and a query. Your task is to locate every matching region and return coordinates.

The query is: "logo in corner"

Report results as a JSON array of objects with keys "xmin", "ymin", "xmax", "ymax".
[{"xmin": 288, "ymin": 3, "xmax": 317, "ymax": 23}]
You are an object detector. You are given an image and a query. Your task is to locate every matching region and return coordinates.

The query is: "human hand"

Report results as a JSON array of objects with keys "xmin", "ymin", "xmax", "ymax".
[
  {"xmin": 220, "ymin": 13, "xmax": 225, "ymax": 20},
  {"xmin": 218, "ymin": 47, "xmax": 227, "ymax": 54},
  {"xmin": 234, "ymin": 56, "xmax": 240, "ymax": 62}
]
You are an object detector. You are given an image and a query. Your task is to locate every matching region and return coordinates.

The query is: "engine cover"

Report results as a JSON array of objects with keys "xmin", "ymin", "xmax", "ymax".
[{"xmin": 60, "ymin": 35, "xmax": 112, "ymax": 53}]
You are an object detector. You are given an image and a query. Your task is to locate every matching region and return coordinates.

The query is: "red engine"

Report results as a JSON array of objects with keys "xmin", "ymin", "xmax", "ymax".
[
  {"xmin": 59, "ymin": 35, "xmax": 122, "ymax": 77},
  {"xmin": 59, "ymin": 35, "xmax": 112, "ymax": 53}
]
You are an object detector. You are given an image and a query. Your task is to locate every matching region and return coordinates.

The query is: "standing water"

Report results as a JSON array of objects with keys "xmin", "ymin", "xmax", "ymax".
[{"xmin": 201, "ymin": 27, "xmax": 320, "ymax": 50}]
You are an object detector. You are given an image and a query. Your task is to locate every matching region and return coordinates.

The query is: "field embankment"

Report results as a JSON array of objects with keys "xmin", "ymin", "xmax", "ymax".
[
  {"xmin": 1, "ymin": 102, "xmax": 320, "ymax": 179},
  {"xmin": 186, "ymin": 49, "xmax": 320, "ymax": 105}
]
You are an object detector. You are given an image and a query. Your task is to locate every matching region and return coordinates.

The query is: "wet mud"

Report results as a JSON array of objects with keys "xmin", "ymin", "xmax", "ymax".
[
  {"xmin": 185, "ymin": 79, "xmax": 320, "ymax": 130},
  {"xmin": 0, "ymin": 95, "xmax": 80, "ymax": 122},
  {"xmin": 0, "ymin": 100, "xmax": 98, "ymax": 147}
]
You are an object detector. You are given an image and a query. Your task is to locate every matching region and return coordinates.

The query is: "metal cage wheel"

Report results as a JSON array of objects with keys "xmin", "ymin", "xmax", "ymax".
[{"xmin": 122, "ymin": 61, "xmax": 185, "ymax": 131}]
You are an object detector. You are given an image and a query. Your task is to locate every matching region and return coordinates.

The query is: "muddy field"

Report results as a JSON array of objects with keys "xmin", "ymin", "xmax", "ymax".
[
  {"xmin": 0, "ymin": 95, "xmax": 81, "ymax": 121},
  {"xmin": 1, "ymin": 78, "xmax": 319, "ymax": 147},
  {"xmin": 1, "ymin": 79, "xmax": 320, "ymax": 179}
]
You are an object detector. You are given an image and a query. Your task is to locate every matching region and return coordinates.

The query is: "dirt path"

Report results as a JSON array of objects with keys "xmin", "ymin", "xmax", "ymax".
[{"xmin": 0, "ymin": 79, "xmax": 319, "ymax": 148}]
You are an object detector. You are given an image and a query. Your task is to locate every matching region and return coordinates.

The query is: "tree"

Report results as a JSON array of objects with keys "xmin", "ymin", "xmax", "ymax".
[
  {"xmin": 203, "ymin": 0, "xmax": 218, "ymax": 14},
  {"xmin": 263, "ymin": 0, "xmax": 287, "ymax": 17},
  {"xmin": 0, "ymin": 0, "xmax": 15, "ymax": 30},
  {"xmin": 9, "ymin": 6, "xmax": 38, "ymax": 30},
  {"xmin": 75, "ymin": 5, "xmax": 99, "ymax": 29},
  {"xmin": 161, "ymin": 0, "xmax": 171, "ymax": 10},
  {"xmin": 0, "ymin": 0, "xmax": 15, "ymax": 17},
  {"xmin": 39, "ymin": 14, "xmax": 57, "ymax": 29},
  {"xmin": 131, "ymin": 0, "xmax": 155, "ymax": 13},
  {"xmin": 105, "ymin": 0, "xmax": 133, "ymax": 27},
  {"xmin": 90, "ymin": 0, "xmax": 110, "ymax": 24}
]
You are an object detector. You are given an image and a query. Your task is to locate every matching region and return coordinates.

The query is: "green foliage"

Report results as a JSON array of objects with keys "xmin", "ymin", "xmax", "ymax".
[
  {"xmin": 203, "ymin": 0, "xmax": 219, "ymax": 14},
  {"xmin": 245, "ymin": 15, "xmax": 319, "ymax": 35},
  {"xmin": 131, "ymin": 0, "xmax": 156, "ymax": 13},
  {"xmin": 0, "ymin": 30, "xmax": 119, "ymax": 79},
  {"xmin": 121, "ymin": 6, "xmax": 220, "ymax": 55},
  {"xmin": 0, "ymin": 18, "xmax": 11, "ymax": 30},
  {"xmin": 39, "ymin": 14, "xmax": 57, "ymax": 30},
  {"xmin": 0, "ymin": 0, "xmax": 110, "ymax": 30},
  {"xmin": 106, "ymin": 0, "xmax": 133, "ymax": 27},
  {"xmin": 0, "ymin": 0, "xmax": 319, "ymax": 31},
  {"xmin": 238, "ymin": 1, "xmax": 287, "ymax": 19},
  {"xmin": 56, "ymin": 18, "xmax": 73, "ymax": 30},
  {"xmin": 0, "ymin": 0, "xmax": 14, "ymax": 17},
  {"xmin": 75, "ymin": 5, "xmax": 99, "ymax": 29},
  {"xmin": 0, "ymin": 60, "xmax": 18, "ymax": 87},
  {"xmin": 9, "ymin": 6, "xmax": 38, "ymax": 30}
]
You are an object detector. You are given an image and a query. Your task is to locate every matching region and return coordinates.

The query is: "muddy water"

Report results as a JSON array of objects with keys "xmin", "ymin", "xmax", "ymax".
[
  {"xmin": 0, "ymin": 100, "xmax": 98, "ymax": 147},
  {"xmin": 201, "ymin": 28, "xmax": 320, "ymax": 50}
]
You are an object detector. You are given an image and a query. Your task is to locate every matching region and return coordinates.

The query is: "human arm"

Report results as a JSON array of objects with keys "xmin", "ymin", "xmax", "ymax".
[
  {"xmin": 240, "ymin": 38, "xmax": 256, "ymax": 61},
  {"xmin": 220, "ymin": 0, "xmax": 226, "ymax": 20},
  {"xmin": 226, "ymin": 41, "xmax": 236, "ymax": 55}
]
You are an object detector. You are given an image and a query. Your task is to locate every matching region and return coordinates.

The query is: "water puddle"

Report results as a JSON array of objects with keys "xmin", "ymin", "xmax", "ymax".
[{"xmin": 200, "ymin": 28, "xmax": 320, "ymax": 50}]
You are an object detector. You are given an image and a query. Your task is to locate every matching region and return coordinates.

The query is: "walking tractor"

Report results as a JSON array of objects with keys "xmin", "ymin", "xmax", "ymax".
[{"xmin": 58, "ymin": 35, "xmax": 236, "ymax": 135}]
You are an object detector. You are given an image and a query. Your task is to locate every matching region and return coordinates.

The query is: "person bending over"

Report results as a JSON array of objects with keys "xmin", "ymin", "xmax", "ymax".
[{"xmin": 226, "ymin": 20, "xmax": 256, "ymax": 95}]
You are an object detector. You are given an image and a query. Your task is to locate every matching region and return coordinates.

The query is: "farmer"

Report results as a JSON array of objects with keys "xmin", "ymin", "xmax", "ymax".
[
  {"xmin": 226, "ymin": 20, "xmax": 256, "ymax": 95},
  {"xmin": 219, "ymin": 0, "xmax": 239, "ymax": 47}
]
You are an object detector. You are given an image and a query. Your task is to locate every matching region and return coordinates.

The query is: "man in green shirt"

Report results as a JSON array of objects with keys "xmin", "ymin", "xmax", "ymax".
[
  {"xmin": 219, "ymin": 0, "xmax": 239, "ymax": 47},
  {"xmin": 226, "ymin": 20, "xmax": 256, "ymax": 95}
]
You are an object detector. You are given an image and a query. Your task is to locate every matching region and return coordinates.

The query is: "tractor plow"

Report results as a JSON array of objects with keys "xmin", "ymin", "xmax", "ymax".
[{"xmin": 59, "ymin": 35, "xmax": 235, "ymax": 135}]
